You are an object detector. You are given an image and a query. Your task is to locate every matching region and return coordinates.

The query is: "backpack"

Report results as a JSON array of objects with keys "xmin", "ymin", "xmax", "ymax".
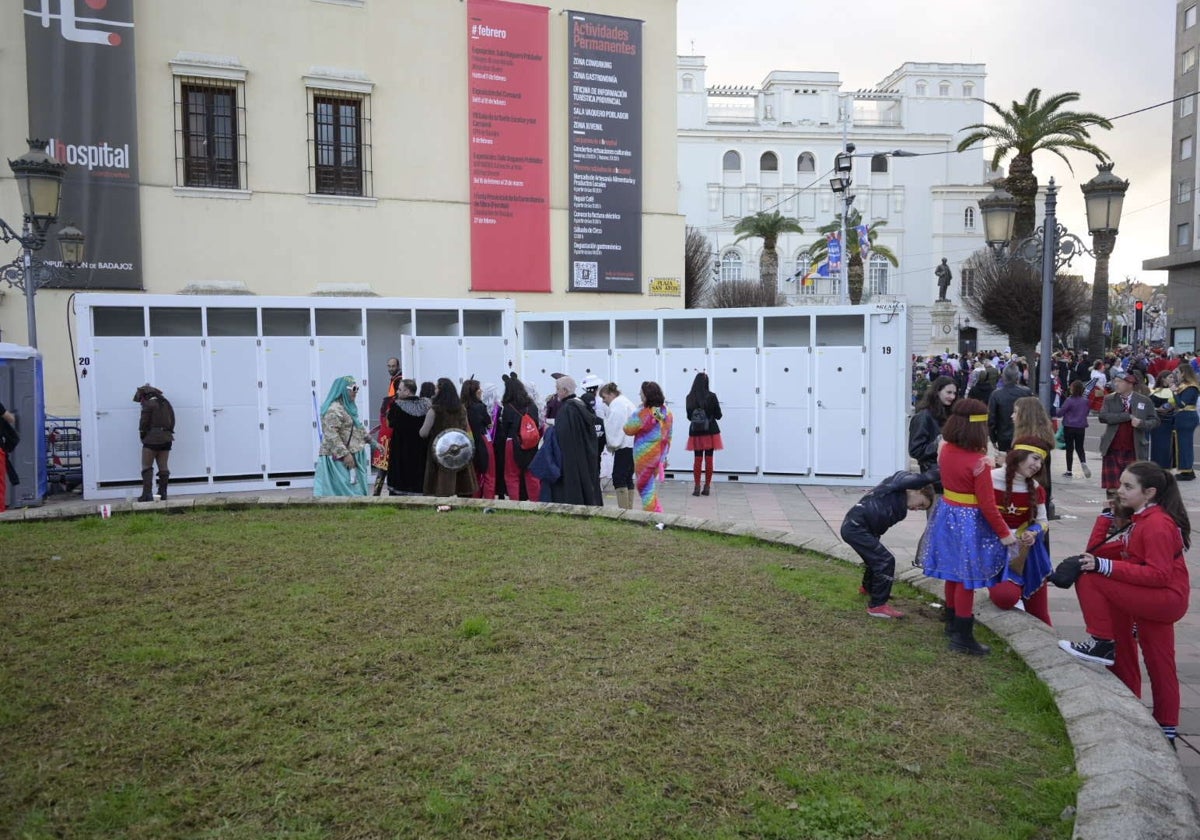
[
  {"xmin": 518, "ymin": 411, "xmax": 540, "ymax": 450},
  {"xmin": 689, "ymin": 406, "xmax": 709, "ymax": 430}
]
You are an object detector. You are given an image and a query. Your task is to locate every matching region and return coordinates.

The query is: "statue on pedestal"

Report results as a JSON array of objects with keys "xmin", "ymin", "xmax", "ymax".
[{"xmin": 935, "ymin": 258, "xmax": 952, "ymax": 302}]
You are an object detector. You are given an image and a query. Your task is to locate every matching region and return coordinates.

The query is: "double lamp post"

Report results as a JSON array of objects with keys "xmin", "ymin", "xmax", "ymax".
[
  {"xmin": 0, "ymin": 139, "xmax": 86, "ymax": 349},
  {"xmin": 976, "ymin": 162, "xmax": 1129, "ymax": 413}
]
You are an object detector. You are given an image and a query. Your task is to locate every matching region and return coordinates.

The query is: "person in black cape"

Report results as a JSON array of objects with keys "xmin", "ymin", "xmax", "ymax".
[{"xmin": 547, "ymin": 375, "xmax": 602, "ymax": 505}]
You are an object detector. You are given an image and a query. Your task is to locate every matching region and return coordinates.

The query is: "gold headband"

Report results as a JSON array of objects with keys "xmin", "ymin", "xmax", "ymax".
[
  {"xmin": 968, "ymin": 414, "xmax": 988, "ymax": 422},
  {"xmin": 1014, "ymin": 444, "xmax": 1048, "ymax": 458}
]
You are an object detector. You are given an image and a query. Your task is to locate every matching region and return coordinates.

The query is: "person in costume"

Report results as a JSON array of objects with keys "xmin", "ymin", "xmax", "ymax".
[
  {"xmin": 546, "ymin": 375, "xmax": 603, "ymax": 506},
  {"xmin": 918, "ymin": 398, "xmax": 1018, "ymax": 656},
  {"xmin": 419, "ymin": 377, "xmax": 477, "ymax": 497},
  {"xmin": 460, "ymin": 378, "xmax": 492, "ymax": 498},
  {"xmin": 1058, "ymin": 462, "xmax": 1191, "ymax": 749},
  {"xmin": 1173, "ymin": 364, "xmax": 1199, "ymax": 480},
  {"xmin": 0, "ymin": 399, "xmax": 15, "ymax": 512},
  {"xmin": 386, "ymin": 379, "xmax": 429, "ymax": 494},
  {"xmin": 1011, "ymin": 396, "xmax": 1057, "ymax": 519},
  {"xmin": 1098, "ymin": 372, "xmax": 1158, "ymax": 498},
  {"xmin": 314, "ymin": 375, "xmax": 370, "ymax": 497},
  {"xmin": 498, "ymin": 374, "xmax": 541, "ymax": 502},
  {"xmin": 840, "ymin": 470, "xmax": 935, "ymax": 619},
  {"xmin": 684, "ymin": 372, "xmax": 722, "ymax": 496},
  {"xmin": 986, "ymin": 437, "xmax": 1053, "ymax": 624},
  {"xmin": 1148, "ymin": 373, "xmax": 1177, "ymax": 470},
  {"xmin": 624, "ymin": 380, "xmax": 673, "ymax": 513}
]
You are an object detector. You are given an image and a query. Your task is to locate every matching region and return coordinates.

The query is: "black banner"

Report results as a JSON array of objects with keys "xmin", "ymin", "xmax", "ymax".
[
  {"xmin": 23, "ymin": 0, "xmax": 142, "ymax": 290},
  {"xmin": 567, "ymin": 11, "xmax": 641, "ymax": 294}
]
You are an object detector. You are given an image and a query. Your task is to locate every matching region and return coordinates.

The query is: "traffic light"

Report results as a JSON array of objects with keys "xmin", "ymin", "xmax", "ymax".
[{"xmin": 1134, "ymin": 300, "xmax": 1144, "ymax": 331}]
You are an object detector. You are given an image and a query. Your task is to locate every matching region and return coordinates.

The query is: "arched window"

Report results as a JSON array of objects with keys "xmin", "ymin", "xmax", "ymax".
[
  {"xmin": 797, "ymin": 152, "xmax": 816, "ymax": 173},
  {"xmin": 760, "ymin": 151, "xmax": 778, "ymax": 172},
  {"xmin": 868, "ymin": 254, "xmax": 890, "ymax": 297},
  {"xmin": 795, "ymin": 250, "xmax": 814, "ymax": 292},
  {"xmin": 962, "ymin": 81, "xmax": 975, "ymax": 98},
  {"xmin": 938, "ymin": 80, "xmax": 951, "ymax": 97},
  {"xmin": 681, "ymin": 74, "xmax": 694, "ymax": 92},
  {"xmin": 964, "ymin": 207, "xmax": 976, "ymax": 230},
  {"xmin": 915, "ymin": 80, "xmax": 927, "ymax": 96},
  {"xmin": 722, "ymin": 150, "xmax": 741, "ymax": 172},
  {"xmin": 720, "ymin": 250, "xmax": 743, "ymax": 283},
  {"xmin": 871, "ymin": 154, "xmax": 888, "ymax": 173}
]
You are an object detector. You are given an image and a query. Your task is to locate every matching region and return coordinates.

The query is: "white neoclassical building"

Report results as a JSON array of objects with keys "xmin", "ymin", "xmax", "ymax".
[{"xmin": 677, "ymin": 55, "xmax": 1008, "ymax": 354}]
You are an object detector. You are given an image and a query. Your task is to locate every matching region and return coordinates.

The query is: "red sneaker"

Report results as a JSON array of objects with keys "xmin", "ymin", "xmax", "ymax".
[{"xmin": 867, "ymin": 603, "xmax": 905, "ymax": 619}]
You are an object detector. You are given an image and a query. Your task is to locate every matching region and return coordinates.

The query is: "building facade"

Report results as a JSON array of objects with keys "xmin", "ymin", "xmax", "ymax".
[
  {"xmin": 677, "ymin": 56, "xmax": 1007, "ymax": 354},
  {"xmin": 0, "ymin": 0, "xmax": 683, "ymax": 414},
  {"xmin": 1143, "ymin": 0, "xmax": 1200, "ymax": 353}
]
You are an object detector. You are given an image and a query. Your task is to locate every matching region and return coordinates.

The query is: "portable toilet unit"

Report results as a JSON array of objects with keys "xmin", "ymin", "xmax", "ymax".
[{"xmin": 0, "ymin": 343, "xmax": 46, "ymax": 507}]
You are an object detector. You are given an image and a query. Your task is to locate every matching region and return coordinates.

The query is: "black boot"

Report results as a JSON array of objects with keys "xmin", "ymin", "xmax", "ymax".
[
  {"xmin": 943, "ymin": 607, "xmax": 955, "ymax": 637},
  {"xmin": 137, "ymin": 468, "xmax": 153, "ymax": 502},
  {"xmin": 948, "ymin": 616, "xmax": 990, "ymax": 656},
  {"xmin": 692, "ymin": 484, "xmax": 701, "ymax": 496},
  {"xmin": 157, "ymin": 471, "xmax": 170, "ymax": 501}
]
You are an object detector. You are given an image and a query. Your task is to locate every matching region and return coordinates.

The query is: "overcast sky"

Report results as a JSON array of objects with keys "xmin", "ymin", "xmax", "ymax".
[{"xmin": 677, "ymin": 0, "xmax": 1177, "ymax": 286}]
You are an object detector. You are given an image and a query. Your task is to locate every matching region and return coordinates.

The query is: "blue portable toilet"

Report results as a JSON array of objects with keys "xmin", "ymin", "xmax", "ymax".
[{"xmin": 0, "ymin": 343, "xmax": 46, "ymax": 507}]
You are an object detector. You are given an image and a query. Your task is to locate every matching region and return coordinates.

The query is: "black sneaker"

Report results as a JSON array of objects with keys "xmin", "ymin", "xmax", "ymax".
[{"xmin": 1058, "ymin": 637, "xmax": 1115, "ymax": 666}]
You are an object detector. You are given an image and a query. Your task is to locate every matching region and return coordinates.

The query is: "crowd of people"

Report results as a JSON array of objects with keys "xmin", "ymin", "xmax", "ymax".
[
  {"xmin": 312, "ymin": 361, "xmax": 725, "ymax": 515},
  {"xmin": 861, "ymin": 343, "xmax": 1197, "ymax": 749}
]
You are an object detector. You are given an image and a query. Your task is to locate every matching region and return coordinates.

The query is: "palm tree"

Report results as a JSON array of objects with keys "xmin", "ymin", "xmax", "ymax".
[
  {"xmin": 732, "ymin": 211, "xmax": 803, "ymax": 303},
  {"xmin": 803, "ymin": 209, "xmax": 898, "ymax": 304},
  {"xmin": 956, "ymin": 89, "xmax": 1112, "ymax": 240}
]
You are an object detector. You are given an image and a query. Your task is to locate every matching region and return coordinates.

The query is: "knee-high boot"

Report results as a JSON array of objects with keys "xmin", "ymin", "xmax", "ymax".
[
  {"xmin": 138, "ymin": 468, "xmax": 153, "ymax": 502},
  {"xmin": 702, "ymin": 454, "xmax": 714, "ymax": 495},
  {"xmin": 157, "ymin": 471, "xmax": 170, "ymax": 501},
  {"xmin": 616, "ymin": 487, "xmax": 633, "ymax": 510}
]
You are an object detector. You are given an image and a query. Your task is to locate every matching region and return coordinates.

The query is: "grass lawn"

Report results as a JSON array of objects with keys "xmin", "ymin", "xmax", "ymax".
[{"xmin": 0, "ymin": 506, "xmax": 1077, "ymax": 839}]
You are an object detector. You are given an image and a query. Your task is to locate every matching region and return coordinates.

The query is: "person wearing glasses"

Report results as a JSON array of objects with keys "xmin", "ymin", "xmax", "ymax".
[{"xmin": 314, "ymin": 374, "xmax": 371, "ymax": 497}]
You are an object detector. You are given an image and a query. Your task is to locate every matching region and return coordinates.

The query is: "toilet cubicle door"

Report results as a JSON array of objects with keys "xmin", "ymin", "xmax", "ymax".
[
  {"xmin": 660, "ymin": 348, "xmax": 708, "ymax": 462},
  {"xmin": 209, "ymin": 337, "xmax": 263, "ymax": 477},
  {"xmin": 565, "ymin": 350, "xmax": 611, "ymax": 386},
  {"xmin": 462, "ymin": 337, "xmax": 509, "ymax": 395},
  {"xmin": 521, "ymin": 350, "xmax": 567, "ymax": 410},
  {"xmin": 762, "ymin": 347, "xmax": 811, "ymax": 474},
  {"xmin": 410, "ymin": 337, "xmax": 462, "ymax": 389},
  {"xmin": 149, "ymin": 339, "xmax": 208, "ymax": 481},
  {"xmin": 709, "ymin": 348, "xmax": 760, "ymax": 473},
  {"xmin": 263, "ymin": 337, "xmax": 318, "ymax": 475},
  {"xmin": 813, "ymin": 347, "xmax": 866, "ymax": 476},
  {"xmin": 612, "ymin": 348, "xmax": 659, "ymax": 391},
  {"xmin": 91, "ymin": 337, "xmax": 149, "ymax": 484}
]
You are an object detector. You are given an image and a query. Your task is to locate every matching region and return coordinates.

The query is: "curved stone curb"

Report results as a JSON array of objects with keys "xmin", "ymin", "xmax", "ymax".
[{"xmin": 5, "ymin": 495, "xmax": 1199, "ymax": 838}]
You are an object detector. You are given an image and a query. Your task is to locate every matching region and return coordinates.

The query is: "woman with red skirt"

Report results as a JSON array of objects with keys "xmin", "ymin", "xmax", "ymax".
[{"xmin": 684, "ymin": 372, "xmax": 723, "ymax": 496}]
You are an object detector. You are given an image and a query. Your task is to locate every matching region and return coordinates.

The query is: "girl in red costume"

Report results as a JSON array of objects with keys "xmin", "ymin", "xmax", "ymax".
[
  {"xmin": 1059, "ymin": 461, "xmax": 1191, "ymax": 748},
  {"xmin": 919, "ymin": 398, "xmax": 1018, "ymax": 655},
  {"xmin": 986, "ymin": 437, "xmax": 1053, "ymax": 624}
]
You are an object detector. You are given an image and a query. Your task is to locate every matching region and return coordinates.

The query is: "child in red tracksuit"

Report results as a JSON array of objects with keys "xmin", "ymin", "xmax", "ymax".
[{"xmin": 1059, "ymin": 461, "xmax": 1192, "ymax": 748}]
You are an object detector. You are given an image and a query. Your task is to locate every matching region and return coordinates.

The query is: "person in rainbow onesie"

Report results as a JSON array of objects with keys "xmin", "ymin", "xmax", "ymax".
[{"xmin": 623, "ymin": 381, "xmax": 674, "ymax": 513}]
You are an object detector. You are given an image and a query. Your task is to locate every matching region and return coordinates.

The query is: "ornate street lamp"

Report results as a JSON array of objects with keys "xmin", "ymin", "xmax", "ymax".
[
  {"xmin": 1, "ymin": 139, "xmax": 85, "ymax": 348},
  {"xmin": 1081, "ymin": 163, "xmax": 1129, "ymax": 359},
  {"xmin": 976, "ymin": 177, "xmax": 1094, "ymax": 412}
]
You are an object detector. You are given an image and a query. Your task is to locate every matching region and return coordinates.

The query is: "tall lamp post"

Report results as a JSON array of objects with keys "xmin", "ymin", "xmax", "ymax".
[
  {"xmin": 977, "ymin": 177, "xmax": 1097, "ymax": 413},
  {"xmin": 829, "ymin": 146, "xmax": 854, "ymax": 305},
  {"xmin": 1082, "ymin": 163, "xmax": 1130, "ymax": 360},
  {"xmin": 0, "ymin": 139, "xmax": 86, "ymax": 348}
]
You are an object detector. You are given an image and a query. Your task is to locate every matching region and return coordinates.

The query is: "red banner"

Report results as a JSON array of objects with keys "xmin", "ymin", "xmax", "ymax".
[{"xmin": 467, "ymin": 0, "xmax": 550, "ymax": 292}]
